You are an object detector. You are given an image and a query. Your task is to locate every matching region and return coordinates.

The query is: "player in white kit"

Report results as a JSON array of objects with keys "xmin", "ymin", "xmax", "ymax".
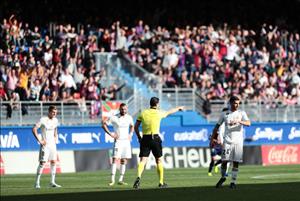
[
  {"xmin": 32, "ymin": 105, "xmax": 61, "ymax": 189},
  {"xmin": 210, "ymin": 96, "xmax": 251, "ymax": 189},
  {"xmin": 102, "ymin": 103, "xmax": 134, "ymax": 186}
]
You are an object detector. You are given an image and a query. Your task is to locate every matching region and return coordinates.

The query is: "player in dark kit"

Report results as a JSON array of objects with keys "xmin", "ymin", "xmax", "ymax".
[{"xmin": 208, "ymin": 135, "xmax": 223, "ymax": 176}]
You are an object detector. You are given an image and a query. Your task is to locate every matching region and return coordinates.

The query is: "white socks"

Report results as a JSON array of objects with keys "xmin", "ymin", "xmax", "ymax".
[
  {"xmin": 231, "ymin": 168, "xmax": 238, "ymax": 184},
  {"xmin": 111, "ymin": 163, "xmax": 127, "ymax": 182},
  {"xmin": 51, "ymin": 164, "xmax": 56, "ymax": 184},
  {"xmin": 35, "ymin": 164, "xmax": 44, "ymax": 185},
  {"xmin": 111, "ymin": 163, "xmax": 117, "ymax": 183},
  {"xmin": 119, "ymin": 164, "xmax": 126, "ymax": 182}
]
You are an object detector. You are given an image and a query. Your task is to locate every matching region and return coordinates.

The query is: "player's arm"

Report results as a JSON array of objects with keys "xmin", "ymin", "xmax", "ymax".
[
  {"xmin": 32, "ymin": 124, "xmax": 46, "ymax": 146},
  {"xmin": 101, "ymin": 120, "xmax": 118, "ymax": 139},
  {"xmin": 129, "ymin": 124, "xmax": 134, "ymax": 140},
  {"xmin": 54, "ymin": 127, "xmax": 58, "ymax": 144},
  {"xmin": 238, "ymin": 120, "xmax": 251, "ymax": 126},
  {"xmin": 165, "ymin": 106, "xmax": 185, "ymax": 117},
  {"xmin": 210, "ymin": 123, "xmax": 221, "ymax": 147},
  {"xmin": 210, "ymin": 112, "xmax": 224, "ymax": 147},
  {"xmin": 238, "ymin": 111, "xmax": 251, "ymax": 126},
  {"xmin": 134, "ymin": 120, "xmax": 142, "ymax": 142}
]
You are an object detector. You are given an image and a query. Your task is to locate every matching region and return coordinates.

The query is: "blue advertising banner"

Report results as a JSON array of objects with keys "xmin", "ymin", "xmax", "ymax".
[{"xmin": 1, "ymin": 123, "xmax": 299, "ymax": 151}]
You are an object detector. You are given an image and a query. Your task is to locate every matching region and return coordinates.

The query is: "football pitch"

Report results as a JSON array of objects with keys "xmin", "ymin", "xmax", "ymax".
[{"xmin": 1, "ymin": 165, "xmax": 300, "ymax": 201}]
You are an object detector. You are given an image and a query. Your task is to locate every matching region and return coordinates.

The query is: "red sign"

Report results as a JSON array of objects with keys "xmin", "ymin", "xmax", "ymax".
[
  {"xmin": 262, "ymin": 145, "xmax": 300, "ymax": 166},
  {"xmin": 0, "ymin": 154, "xmax": 5, "ymax": 175}
]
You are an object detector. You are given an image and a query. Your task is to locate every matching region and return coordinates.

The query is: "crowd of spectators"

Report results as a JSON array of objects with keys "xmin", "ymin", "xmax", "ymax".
[
  {"xmin": 117, "ymin": 20, "xmax": 300, "ymax": 115},
  {"xmin": 0, "ymin": 15, "xmax": 299, "ymax": 118}
]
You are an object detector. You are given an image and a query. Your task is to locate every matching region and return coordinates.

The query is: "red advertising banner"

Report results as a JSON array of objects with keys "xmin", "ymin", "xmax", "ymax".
[
  {"xmin": 0, "ymin": 154, "xmax": 5, "ymax": 175},
  {"xmin": 261, "ymin": 144, "xmax": 300, "ymax": 166}
]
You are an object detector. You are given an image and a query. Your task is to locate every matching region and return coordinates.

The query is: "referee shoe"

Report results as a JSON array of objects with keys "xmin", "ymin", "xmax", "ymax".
[
  {"xmin": 158, "ymin": 183, "xmax": 168, "ymax": 188},
  {"xmin": 133, "ymin": 177, "xmax": 141, "ymax": 189}
]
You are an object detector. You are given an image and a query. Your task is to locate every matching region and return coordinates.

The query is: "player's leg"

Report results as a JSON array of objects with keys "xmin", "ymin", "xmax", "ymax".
[
  {"xmin": 137, "ymin": 137, "xmax": 151, "ymax": 178},
  {"xmin": 208, "ymin": 159, "xmax": 214, "ymax": 176},
  {"xmin": 35, "ymin": 161, "xmax": 45, "ymax": 188},
  {"xmin": 214, "ymin": 147, "xmax": 224, "ymax": 173},
  {"xmin": 137, "ymin": 156, "xmax": 147, "ymax": 177},
  {"xmin": 221, "ymin": 144, "xmax": 231, "ymax": 177},
  {"xmin": 118, "ymin": 143, "xmax": 131, "ymax": 185},
  {"xmin": 155, "ymin": 157, "xmax": 167, "ymax": 188},
  {"xmin": 214, "ymin": 151, "xmax": 223, "ymax": 174},
  {"xmin": 133, "ymin": 137, "xmax": 150, "ymax": 189},
  {"xmin": 133, "ymin": 156, "xmax": 148, "ymax": 189},
  {"xmin": 215, "ymin": 161, "xmax": 228, "ymax": 188},
  {"xmin": 152, "ymin": 135, "xmax": 166, "ymax": 188},
  {"xmin": 230, "ymin": 144, "xmax": 243, "ymax": 189},
  {"xmin": 49, "ymin": 160, "xmax": 61, "ymax": 187},
  {"xmin": 230, "ymin": 162, "xmax": 239, "ymax": 189},
  {"xmin": 208, "ymin": 148, "xmax": 215, "ymax": 176},
  {"xmin": 118, "ymin": 158, "xmax": 128, "ymax": 185},
  {"xmin": 49, "ymin": 147, "xmax": 61, "ymax": 187},
  {"xmin": 35, "ymin": 146, "xmax": 47, "ymax": 188},
  {"xmin": 214, "ymin": 159, "xmax": 222, "ymax": 174},
  {"xmin": 109, "ymin": 157, "xmax": 118, "ymax": 186},
  {"xmin": 110, "ymin": 142, "xmax": 121, "ymax": 186},
  {"xmin": 216, "ymin": 144, "xmax": 232, "ymax": 188}
]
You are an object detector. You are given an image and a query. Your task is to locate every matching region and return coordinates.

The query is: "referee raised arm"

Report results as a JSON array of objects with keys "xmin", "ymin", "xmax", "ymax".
[{"xmin": 133, "ymin": 97, "xmax": 184, "ymax": 189}]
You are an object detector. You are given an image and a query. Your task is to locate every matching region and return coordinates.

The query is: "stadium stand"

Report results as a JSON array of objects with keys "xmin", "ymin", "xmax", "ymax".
[{"xmin": 0, "ymin": 0, "xmax": 299, "ymax": 125}]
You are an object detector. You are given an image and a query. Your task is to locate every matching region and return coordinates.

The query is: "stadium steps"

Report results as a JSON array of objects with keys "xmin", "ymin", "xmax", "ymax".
[{"xmin": 113, "ymin": 65, "xmax": 171, "ymax": 109}]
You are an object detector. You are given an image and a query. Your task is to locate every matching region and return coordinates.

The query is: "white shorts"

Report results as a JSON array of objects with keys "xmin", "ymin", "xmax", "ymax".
[
  {"xmin": 221, "ymin": 143, "xmax": 243, "ymax": 162},
  {"xmin": 112, "ymin": 140, "xmax": 132, "ymax": 159},
  {"xmin": 39, "ymin": 145, "xmax": 57, "ymax": 162}
]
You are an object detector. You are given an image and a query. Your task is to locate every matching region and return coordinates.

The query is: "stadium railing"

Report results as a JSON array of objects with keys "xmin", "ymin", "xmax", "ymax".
[
  {"xmin": 201, "ymin": 99, "xmax": 300, "ymax": 123},
  {"xmin": 1, "ymin": 88, "xmax": 299, "ymax": 126}
]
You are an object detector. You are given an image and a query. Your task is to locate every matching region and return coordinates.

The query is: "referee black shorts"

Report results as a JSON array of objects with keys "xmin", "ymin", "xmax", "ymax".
[{"xmin": 139, "ymin": 134, "xmax": 162, "ymax": 158}]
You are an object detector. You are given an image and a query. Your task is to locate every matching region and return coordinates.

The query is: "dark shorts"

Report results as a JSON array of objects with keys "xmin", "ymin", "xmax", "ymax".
[
  {"xmin": 211, "ymin": 146, "xmax": 222, "ymax": 157},
  {"xmin": 139, "ymin": 134, "xmax": 162, "ymax": 158}
]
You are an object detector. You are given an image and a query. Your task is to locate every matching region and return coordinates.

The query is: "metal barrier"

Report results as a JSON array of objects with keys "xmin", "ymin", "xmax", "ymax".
[
  {"xmin": 1, "ymin": 90, "xmax": 300, "ymax": 126},
  {"xmin": 0, "ymin": 100, "xmax": 101, "ymax": 126},
  {"xmin": 0, "ymin": 88, "xmax": 196, "ymax": 126},
  {"xmin": 202, "ymin": 99, "xmax": 300, "ymax": 123}
]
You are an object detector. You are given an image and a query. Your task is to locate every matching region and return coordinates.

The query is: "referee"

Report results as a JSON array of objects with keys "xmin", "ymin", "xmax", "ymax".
[{"xmin": 133, "ymin": 97, "xmax": 184, "ymax": 189}]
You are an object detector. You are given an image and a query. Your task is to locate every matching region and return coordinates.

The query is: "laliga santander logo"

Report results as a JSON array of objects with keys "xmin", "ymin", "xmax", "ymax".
[{"xmin": 267, "ymin": 145, "xmax": 299, "ymax": 164}]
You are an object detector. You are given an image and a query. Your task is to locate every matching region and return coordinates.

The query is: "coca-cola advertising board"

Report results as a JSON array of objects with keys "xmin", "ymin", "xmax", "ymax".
[{"xmin": 262, "ymin": 145, "xmax": 300, "ymax": 166}]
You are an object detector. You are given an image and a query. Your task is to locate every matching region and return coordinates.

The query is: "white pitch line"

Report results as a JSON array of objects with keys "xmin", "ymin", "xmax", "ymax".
[{"xmin": 251, "ymin": 173, "xmax": 300, "ymax": 179}]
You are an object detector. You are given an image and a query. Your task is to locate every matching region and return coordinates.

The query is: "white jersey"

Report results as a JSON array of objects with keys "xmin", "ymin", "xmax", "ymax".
[
  {"xmin": 36, "ymin": 116, "xmax": 59, "ymax": 147},
  {"xmin": 217, "ymin": 109, "xmax": 249, "ymax": 145},
  {"xmin": 108, "ymin": 113, "xmax": 134, "ymax": 141}
]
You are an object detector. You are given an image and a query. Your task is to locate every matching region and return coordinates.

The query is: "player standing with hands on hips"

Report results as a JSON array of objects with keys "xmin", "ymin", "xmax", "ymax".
[
  {"xmin": 210, "ymin": 95, "xmax": 251, "ymax": 189},
  {"xmin": 133, "ymin": 97, "xmax": 184, "ymax": 189},
  {"xmin": 102, "ymin": 103, "xmax": 134, "ymax": 186},
  {"xmin": 32, "ymin": 105, "xmax": 61, "ymax": 189}
]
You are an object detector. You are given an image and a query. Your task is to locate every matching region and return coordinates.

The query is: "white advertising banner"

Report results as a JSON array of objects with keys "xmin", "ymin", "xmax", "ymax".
[{"xmin": 1, "ymin": 151, "xmax": 75, "ymax": 174}]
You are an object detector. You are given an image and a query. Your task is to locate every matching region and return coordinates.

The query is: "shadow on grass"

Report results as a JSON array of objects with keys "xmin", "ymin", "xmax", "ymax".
[{"xmin": 2, "ymin": 182, "xmax": 300, "ymax": 201}]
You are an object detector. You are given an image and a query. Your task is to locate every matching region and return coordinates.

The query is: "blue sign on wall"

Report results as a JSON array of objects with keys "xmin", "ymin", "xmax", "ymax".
[{"xmin": 1, "ymin": 123, "xmax": 299, "ymax": 151}]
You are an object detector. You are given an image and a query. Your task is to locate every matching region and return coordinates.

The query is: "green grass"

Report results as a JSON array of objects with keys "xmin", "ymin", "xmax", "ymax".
[{"xmin": 1, "ymin": 165, "xmax": 300, "ymax": 201}]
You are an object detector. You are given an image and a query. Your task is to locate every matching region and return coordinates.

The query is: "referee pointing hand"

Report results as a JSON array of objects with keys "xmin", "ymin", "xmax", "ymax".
[{"xmin": 133, "ymin": 97, "xmax": 184, "ymax": 189}]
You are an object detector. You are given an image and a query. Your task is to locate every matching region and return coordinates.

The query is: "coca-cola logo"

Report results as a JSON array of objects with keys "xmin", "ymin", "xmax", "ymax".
[{"xmin": 268, "ymin": 146, "xmax": 299, "ymax": 164}]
